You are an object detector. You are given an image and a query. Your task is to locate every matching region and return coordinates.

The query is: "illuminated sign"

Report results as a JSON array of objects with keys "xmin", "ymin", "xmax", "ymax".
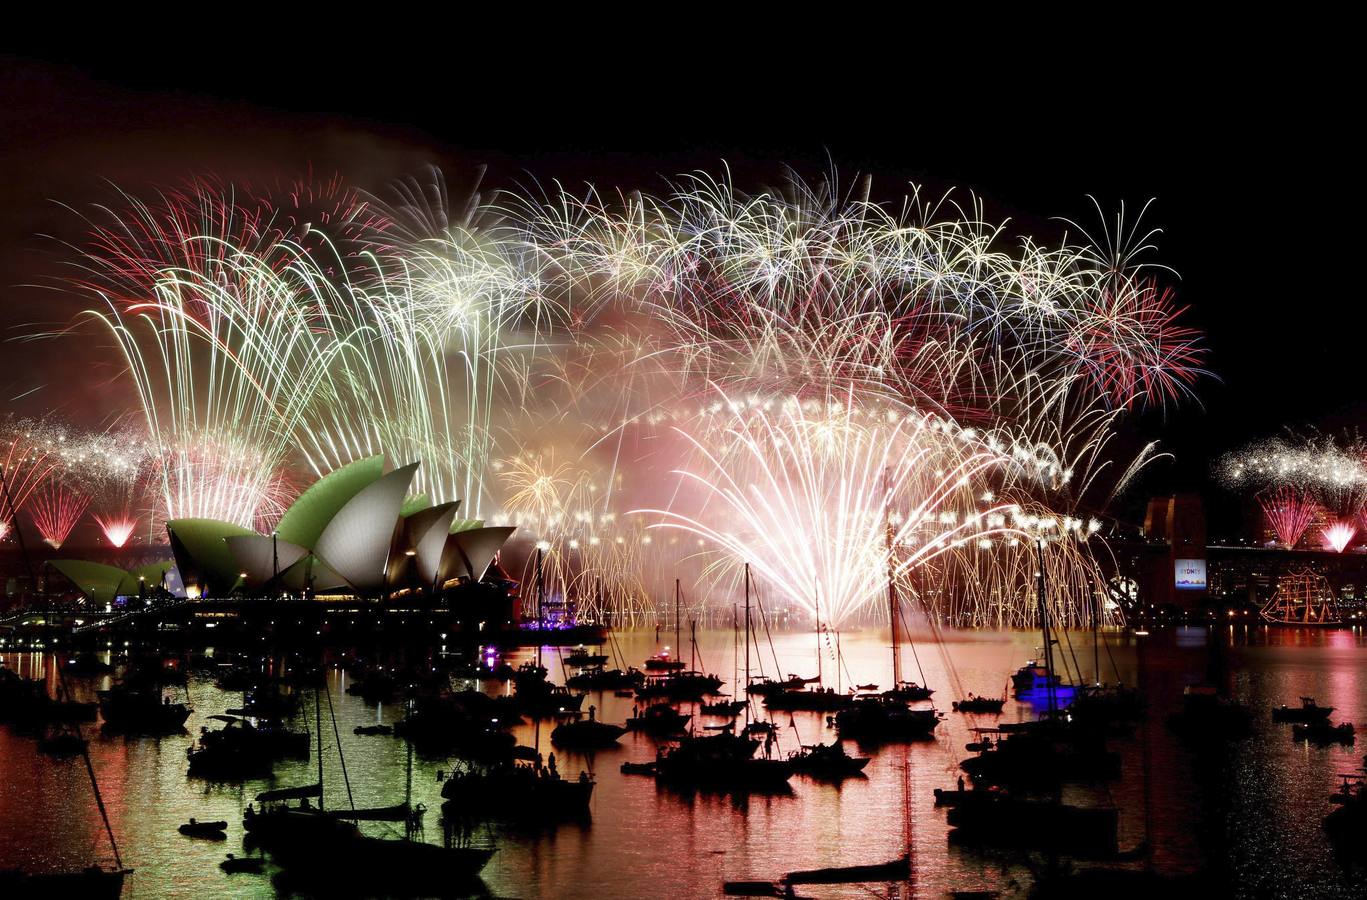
[{"xmin": 1175, "ymin": 559, "xmax": 1207, "ymax": 590}]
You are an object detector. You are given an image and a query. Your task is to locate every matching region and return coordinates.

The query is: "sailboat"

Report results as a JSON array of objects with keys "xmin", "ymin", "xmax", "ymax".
[
  {"xmin": 2, "ymin": 659, "xmax": 132, "ymax": 898},
  {"xmin": 244, "ymin": 677, "xmax": 493, "ymax": 892},
  {"xmin": 654, "ymin": 564, "xmax": 794, "ymax": 793},
  {"xmin": 834, "ymin": 492, "xmax": 941, "ymax": 741}
]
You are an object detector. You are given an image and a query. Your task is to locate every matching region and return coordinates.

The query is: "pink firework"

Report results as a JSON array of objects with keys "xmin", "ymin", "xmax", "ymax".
[
  {"xmin": 94, "ymin": 514, "xmax": 137, "ymax": 548},
  {"xmin": 1260, "ymin": 488, "xmax": 1319, "ymax": 549},
  {"xmin": 1070, "ymin": 279, "xmax": 1207, "ymax": 410},
  {"xmin": 30, "ymin": 483, "xmax": 91, "ymax": 549},
  {"xmin": 1321, "ymin": 520, "xmax": 1357, "ymax": 554}
]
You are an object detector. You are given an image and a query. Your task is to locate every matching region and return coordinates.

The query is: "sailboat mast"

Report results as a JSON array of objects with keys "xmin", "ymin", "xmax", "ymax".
[
  {"xmin": 1092, "ymin": 579, "xmax": 1101, "ymax": 686},
  {"xmin": 315, "ymin": 683, "xmax": 325, "ymax": 811},
  {"xmin": 80, "ymin": 747, "xmax": 123, "ymax": 870},
  {"xmin": 674, "ymin": 578, "xmax": 681, "ymax": 663},
  {"xmin": 885, "ymin": 470, "xmax": 902, "ymax": 688},
  {"xmin": 1036, "ymin": 538, "xmax": 1057, "ymax": 713},
  {"xmin": 814, "ymin": 577, "xmax": 822, "ymax": 685},
  {"xmin": 63, "ymin": 652, "xmax": 122, "ymax": 871},
  {"xmin": 536, "ymin": 546, "xmax": 545, "ymax": 669},
  {"xmin": 744, "ymin": 564, "xmax": 751, "ymax": 717}
]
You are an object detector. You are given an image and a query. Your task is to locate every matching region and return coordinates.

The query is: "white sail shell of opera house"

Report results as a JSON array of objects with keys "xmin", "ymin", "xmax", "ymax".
[
  {"xmin": 440, "ymin": 526, "xmax": 518, "ymax": 584},
  {"xmin": 224, "ymin": 535, "xmax": 309, "ymax": 589},
  {"xmin": 312, "ymin": 463, "xmax": 419, "ymax": 593}
]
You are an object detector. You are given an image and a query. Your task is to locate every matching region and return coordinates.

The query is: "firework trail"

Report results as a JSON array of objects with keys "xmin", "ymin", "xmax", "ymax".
[
  {"xmin": 30, "ymin": 481, "xmax": 90, "ymax": 549},
  {"xmin": 1259, "ymin": 487, "xmax": 1319, "ymax": 549},
  {"xmin": 43, "ymin": 167, "xmax": 1205, "ymax": 627},
  {"xmin": 1321, "ymin": 520, "xmax": 1357, "ymax": 553}
]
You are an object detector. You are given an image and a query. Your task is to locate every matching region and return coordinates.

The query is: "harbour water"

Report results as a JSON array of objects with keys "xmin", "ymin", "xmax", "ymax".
[{"xmin": 3, "ymin": 625, "xmax": 1367, "ymax": 898}]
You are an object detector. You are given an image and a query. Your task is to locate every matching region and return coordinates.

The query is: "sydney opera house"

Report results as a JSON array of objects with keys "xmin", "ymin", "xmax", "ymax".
[{"xmin": 46, "ymin": 456, "xmax": 517, "ymax": 607}]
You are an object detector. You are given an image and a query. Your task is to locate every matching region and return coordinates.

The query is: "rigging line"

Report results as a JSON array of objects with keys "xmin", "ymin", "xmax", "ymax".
[
  {"xmin": 323, "ymin": 677, "xmax": 356, "ymax": 813},
  {"xmin": 895, "ymin": 598, "xmax": 929, "ymax": 689},
  {"xmin": 754, "ymin": 583, "xmax": 784, "ymax": 678},
  {"xmin": 60, "ymin": 654, "xmax": 124, "ymax": 871},
  {"xmin": 1103, "ymin": 625, "xmax": 1122, "ymax": 683},
  {"xmin": 1059, "ymin": 619, "xmax": 1085, "ymax": 688}
]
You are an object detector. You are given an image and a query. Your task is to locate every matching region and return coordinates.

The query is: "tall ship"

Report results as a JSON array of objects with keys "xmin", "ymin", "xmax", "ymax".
[{"xmin": 1260, "ymin": 569, "xmax": 1342, "ymax": 626}]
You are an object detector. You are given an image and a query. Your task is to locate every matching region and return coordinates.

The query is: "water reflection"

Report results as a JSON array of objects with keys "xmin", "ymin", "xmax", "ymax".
[{"xmin": 1, "ymin": 626, "xmax": 1366, "ymax": 898}]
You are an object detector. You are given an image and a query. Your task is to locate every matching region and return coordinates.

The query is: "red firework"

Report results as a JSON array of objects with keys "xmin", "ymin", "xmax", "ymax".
[
  {"xmin": 94, "ymin": 513, "xmax": 137, "ymax": 548},
  {"xmin": 1321, "ymin": 520, "xmax": 1357, "ymax": 554},
  {"xmin": 30, "ymin": 482, "xmax": 91, "ymax": 549},
  {"xmin": 1070, "ymin": 279, "xmax": 1206, "ymax": 410},
  {"xmin": 1260, "ymin": 488, "xmax": 1319, "ymax": 549}
]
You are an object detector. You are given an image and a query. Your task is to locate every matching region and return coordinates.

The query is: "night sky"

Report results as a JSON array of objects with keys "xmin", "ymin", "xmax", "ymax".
[{"xmin": 1, "ymin": 44, "xmax": 1354, "ymax": 534}]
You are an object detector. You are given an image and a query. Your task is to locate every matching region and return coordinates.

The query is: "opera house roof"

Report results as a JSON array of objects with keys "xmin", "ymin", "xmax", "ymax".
[{"xmin": 50, "ymin": 456, "xmax": 516, "ymax": 601}]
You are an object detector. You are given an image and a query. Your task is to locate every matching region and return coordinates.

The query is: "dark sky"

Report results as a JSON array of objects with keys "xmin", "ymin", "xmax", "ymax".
[{"xmin": 1, "ymin": 41, "xmax": 1355, "ymax": 534}]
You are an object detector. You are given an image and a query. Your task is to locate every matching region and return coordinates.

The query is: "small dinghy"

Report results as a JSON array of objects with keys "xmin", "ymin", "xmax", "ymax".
[
  {"xmin": 353, "ymin": 724, "xmax": 393, "ymax": 736},
  {"xmin": 178, "ymin": 818, "xmax": 229, "ymax": 839},
  {"xmin": 219, "ymin": 853, "xmax": 265, "ymax": 874}
]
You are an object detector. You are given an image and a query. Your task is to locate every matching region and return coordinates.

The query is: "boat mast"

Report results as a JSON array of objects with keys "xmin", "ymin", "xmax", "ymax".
[
  {"xmin": 1092, "ymin": 578, "xmax": 1101, "ymax": 686},
  {"xmin": 1035, "ymin": 538, "xmax": 1058, "ymax": 714},
  {"xmin": 744, "ymin": 563, "xmax": 751, "ymax": 722},
  {"xmin": 885, "ymin": 469, "xmax": 902, "ymax": 688},
  {"xmin": 63, "ymin": 656, "xmax": 123, "ymax": 872},
  {"xmin": 674, "ymin": 577, "xmax": 681, "ymax": 665},
  {"xmin": 315, "ymin": 683, "xmax": 325, "ymax": 811},
  {"xmin": 536, "ymin": 546, "xmax": 545, "ymax": 669},
  {"xmin": 814, "ymin": 576, "xmax": 822, "ymax": 686}
]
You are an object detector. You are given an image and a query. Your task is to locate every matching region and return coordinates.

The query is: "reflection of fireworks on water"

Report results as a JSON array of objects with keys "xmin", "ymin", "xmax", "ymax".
[{"xmin": 1259, "ymin": 487, "xmax": 1319, "ymax": 549}]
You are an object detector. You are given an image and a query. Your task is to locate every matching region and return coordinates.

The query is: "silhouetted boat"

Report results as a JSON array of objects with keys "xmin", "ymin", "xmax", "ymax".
[
  {"xmin": 1293, "ymin": 720, "xmax": 1355, "ymax": 745},
  {"xmin": 654, "ymin": 730, "xmax": 793, "ymax": 792},
  {"xmin": 178, "ymin": 818, "xmax": 229, "ymax": 839},
  {"xmin": 883, "ymin": 681, "xmax": 934, "ymax": 702},
  {"xmin": 960, "ymin": 722, "xmax": 1121, "ymax": 785},
  {"xmin": 551, "ymin": 707, "xmax": 627, "ymax": 748},
  {"xmin": 1167, "ymin": 685, "xmax": 1253, "ymax": 743},
  {"xmin": 1325, "ymin": 774, "xmax": 1367, "ymax": 852},
  {"xmin": 636, "ymin": 670, "xmax": 725, "ymax": 701},
  {"xmin": 8, "ymin": 662, "xmax": 133, "ymax": 897},
  {"xmin": 947, "ymin": 793, "xmax": 1121, "ymax": 858},
  {"xmin": 787, "ymin": 742, "xmax": 870, "ymax": 780},
  {"xmin": 952, "ymin": 695, "xmax": 1006, "ymax": 714},
  {"xmin": 566, "ymin": 666, "xmax": 644, "ymax": 691},
  {"xmin": 97, "ymin": 684, "xmax": 190, "ymax": 734},
  {"xmin": 565, "ymin": 647, "xmax": 610, "ymax": 667},
  {"xmin": 644, "ymin": 652, "xmax": 686, "ymax": 672},
  {"xmin": 37, "ymin": 730, "xmax": 88, "ymax": 756},
  {"xmin": 764, "ymin": 687, "xmax": 854, "ymax": 712},
  {"xmin": 0, "ymin": 866, "xmax": 129, "ymax": 899},
  {"xmin": 246, "ymin": 683, "xmax": 494, "ymax": 891},
  {"xmin": 186, "ymin": 716, "xmax": 309, "ymax": 779},
  {"xmin": 219, "ymin": 853, "xmax": 264, "ymax": 874},
  {"xmin": 745, "ymin": 675, "xmax": 808, "ymax": 697},
  {"xmin": 787, "ymin": 854, "xmax": 911, "ymax": 884},
  {"xmin": 625, "ymin": 703, "xmax": 690, "ymax": 736},
  {"xmin": 353, "ymin": 723, "xmax": 393, "ymax": 736},
  {"xmin": 701, "ymin": 699, "xmax": 747, "ymax": 717},
  {"xmin": 440, "ymin": 760, "xmax": 595, "ymax": 821},
  {"xmin": 1272, "ymin": 696, "xmax": 1334, "ymax": 723},
  {"xmin": 835, "ymin": 696, "xmax": 941, "ymax": 741}
]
